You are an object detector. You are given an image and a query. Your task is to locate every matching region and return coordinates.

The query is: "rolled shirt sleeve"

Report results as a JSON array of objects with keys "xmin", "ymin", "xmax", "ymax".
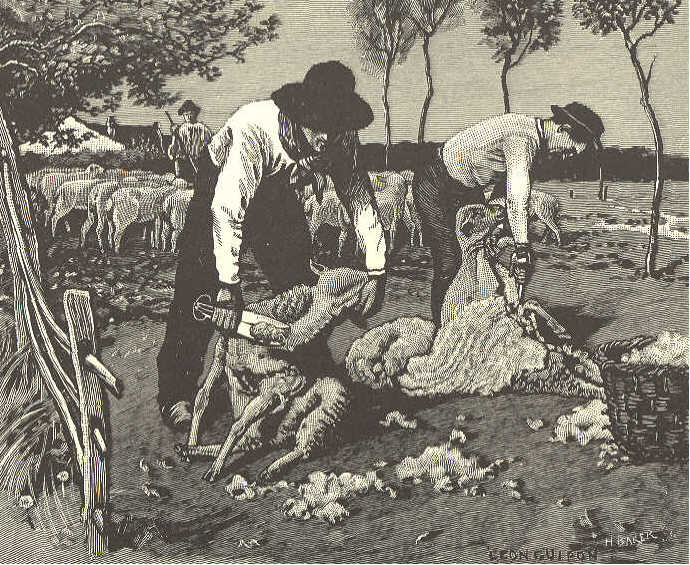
[
  {"xmin": 349, "ymin": 175, "xmax": 387, "ymax": 276},
  {"xmin": 503, "ymin": 135, "xmax": 538, "ymax": 245},
  {"xmin": 210, "ymin": 119, "xmax": 267, "ymax": 286},
  {"xmin": 328, "ymin": 132, "xmax": 387, "ymax": 276}
]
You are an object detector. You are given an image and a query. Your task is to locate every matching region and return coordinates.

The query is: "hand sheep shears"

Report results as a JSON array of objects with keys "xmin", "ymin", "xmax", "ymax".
[
  {"xmin": 192, "ymin": 294, "xmax": 289, "ymax": 348},
  {"xmin": 485, "ymin": 223, "xmax": 572, "ymax": 345}
]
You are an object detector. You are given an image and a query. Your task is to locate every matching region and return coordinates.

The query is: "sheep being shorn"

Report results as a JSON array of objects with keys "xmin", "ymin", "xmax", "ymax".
[
  {"xmin": 180, "ymin": 334, "xmax": 351, "ymax": 484},
  {"xmin": 180, "ymin": 268, "xmax": 369, "ymax": 482},
  {"xmin": 489, "ymin": 189, "xmax": 562, "ymax": 246},
  {"xmin": 347, "ymin": 204, "xmax": 604, "ymax": 400}
]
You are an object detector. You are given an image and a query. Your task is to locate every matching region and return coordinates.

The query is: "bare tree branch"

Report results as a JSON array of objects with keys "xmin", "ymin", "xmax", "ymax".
[
  {"xmin": 510, "ymin": 25, "xmax": 534, "ymax": 68},
  {"xmin": 645, "ymin": 53, "xmax": 657, "ymax": 85}
]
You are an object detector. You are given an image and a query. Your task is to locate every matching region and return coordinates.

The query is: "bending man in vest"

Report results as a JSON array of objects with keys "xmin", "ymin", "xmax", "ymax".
[{"xmin": 412, "ymin": 102, "xmax": 604, "ymax": 324}]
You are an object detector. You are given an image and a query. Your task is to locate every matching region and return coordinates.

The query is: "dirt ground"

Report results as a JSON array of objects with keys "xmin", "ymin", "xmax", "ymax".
[{"xmin": 0, "ymin": 181, "xmax": 688, "ymax": 563}]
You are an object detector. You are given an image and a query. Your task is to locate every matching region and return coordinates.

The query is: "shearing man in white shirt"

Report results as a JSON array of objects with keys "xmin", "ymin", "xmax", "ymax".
[
  {"xmin": 411, "ymin": 102, "xmax": 605, "ymax": 324},
  {"xmin": 156, "ymin": 61, "xmax": 388, "ymax": 430}
]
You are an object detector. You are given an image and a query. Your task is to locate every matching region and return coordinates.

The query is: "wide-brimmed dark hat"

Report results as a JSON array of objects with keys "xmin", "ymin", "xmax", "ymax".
[
  {"xmin": 271, "ymin": 61, "xmax": 374, "ymax": 133},
  {"xmin": 551, "ymin": 102, "xmax": 604, "ymax": 149},
  {"xmin": 178, "ymin": 100, "xmax": 201, "ymax": 116}
]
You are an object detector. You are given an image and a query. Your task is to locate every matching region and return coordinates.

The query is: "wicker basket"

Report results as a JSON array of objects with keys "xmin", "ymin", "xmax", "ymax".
[{"xmin": 595, "ymin": 335, "xmax": 688, "ymax": 462}]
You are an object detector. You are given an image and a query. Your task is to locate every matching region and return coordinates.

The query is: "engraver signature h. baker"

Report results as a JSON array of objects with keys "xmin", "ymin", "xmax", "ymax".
[{"xmin": 488, "ymin": 529, "xmax": 674, "ymax": 562}]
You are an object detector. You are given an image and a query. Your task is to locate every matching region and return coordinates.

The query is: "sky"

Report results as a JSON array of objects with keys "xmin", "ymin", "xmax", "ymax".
[{"xmin": 110, "ymin": 0, "xmax": 689, "ymax": 156}]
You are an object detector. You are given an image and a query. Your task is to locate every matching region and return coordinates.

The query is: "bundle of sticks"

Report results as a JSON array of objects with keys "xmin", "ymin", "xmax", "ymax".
[{"xmin": 0, "ymin": 104, "xmax": 119, "ymax": 555}]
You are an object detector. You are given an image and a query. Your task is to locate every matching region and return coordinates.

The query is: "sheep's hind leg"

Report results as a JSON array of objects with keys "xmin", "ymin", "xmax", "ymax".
[
  {"xmin": 257, "ymin": 447, "xmax": 305, "ymax": 483},
  {"xmin": 540, "ymin": 215, "xmax": 561, "ymax": 246},
  {"xmin": 202, "ymin": 390, "xmax": 281, "ymax": 483},
  {"xmin": 175, "ymin": 443, "xmax": 245, "ymax": 462},
  {"xmin": 188, "ymin": 335, "xmax": 227, "ymax": 446},
  {"xmin": 176, "ymin": 442, "xmax": 222, "ymax": 461}
]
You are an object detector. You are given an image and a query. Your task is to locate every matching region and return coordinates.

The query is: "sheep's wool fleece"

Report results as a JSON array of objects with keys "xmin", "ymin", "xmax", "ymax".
[
  {"xmin": 402, "ymin": 297, "xmax": 548, "ymax": 397},
  {"xmin": 249, "ymin": 267, "xmax": 369, "ymax": 351},
  {"xmin": 345, "ymin": 317, "xmax": 436, "ymax": 390},
  {"xmin": 551, "ymin": 399, "xmax": 614, "ymax": 446},
  {"xmin": 347, "ymin": 296, "xmax": 548, "ymax": 397},
  {"xmin": 622, "ymin": 331, "xmax": 689, "ymax": 367}
]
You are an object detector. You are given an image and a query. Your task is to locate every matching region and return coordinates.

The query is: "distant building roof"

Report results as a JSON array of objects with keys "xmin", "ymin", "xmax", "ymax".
[{"xmin": 19, "ymin": 116, "xmax": 125, "ymax": 155}]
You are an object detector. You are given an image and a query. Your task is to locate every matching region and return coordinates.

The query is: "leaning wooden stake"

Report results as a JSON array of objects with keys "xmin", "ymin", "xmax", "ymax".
[{"xmin": 64, "ymin": 290, "xmax": 108, "ymax": 555}]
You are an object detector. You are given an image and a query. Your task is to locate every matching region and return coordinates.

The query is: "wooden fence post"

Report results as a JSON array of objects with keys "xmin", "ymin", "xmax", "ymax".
[{"xmin": 63, "ymin": 290, "xmax": 108, "ymax": 555}]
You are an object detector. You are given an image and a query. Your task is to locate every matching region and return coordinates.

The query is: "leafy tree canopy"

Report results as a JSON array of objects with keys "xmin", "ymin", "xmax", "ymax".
[
  {"xmin": 0, "ymin": 0, "xmax": 280, "ymax": 144},
  {"xmin": 478, "ymin": 0, "xmax": 563, "ymax": 65},
  {"xmin": 573, "ymin": 0, "xmax": 680, "ymax": 39}
]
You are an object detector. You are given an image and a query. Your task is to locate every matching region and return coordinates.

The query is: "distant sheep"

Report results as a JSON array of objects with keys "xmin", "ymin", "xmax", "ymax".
[
  {"xmin": 83, "ymin": 180, "xmax": 123, "ymax": 250},
  {"xmin": 368, "ymin": 171, "xmax": 407, "ymax": 194},
  {"xmin": 305, "ymin": 191, "xmax": 350, "ymax": 257},
  {"xmin": 403, "ymin": 190, "xmax": 423, "ymax": 247},
  {"xmin": 106, "ymin": 183, "xmax": 177, "ymax": 252},
  {"xmin": 79, "ymin": 174, "xmax": 174, "ymax": 249},
  {"xmin": 50, "ymin": 178, "xmax": 102, "ymax": 238},
  {"xmin": 397, "ymin": 170, "xmax": 423, "ymax": 247},
  {"xmin": 489, "ymin": 189, "xmax": 561, "ymax": 246},
  {"xmin": 161, "ymin": 185, "xmax": 194, "ymax": 252},
  {"xmin": 306, "ymin": 176, "xmax": 407, "ymax": 256},
  {"xmin": 40, "ymin": 164, "xmax": 105, "ymax": 228}
]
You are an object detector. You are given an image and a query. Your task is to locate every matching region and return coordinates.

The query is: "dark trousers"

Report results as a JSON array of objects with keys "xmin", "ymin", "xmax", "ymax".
[
  {"xmin": 411, "ymin": 144, "xmax": 486, "ymax": 325},
  {"xmin": 173, "ymin": 158, "xmax": 196, "ymax": 184},
  {"xmin": 156, "ymin": 150, "xmax": 330, "ymax": 407}
]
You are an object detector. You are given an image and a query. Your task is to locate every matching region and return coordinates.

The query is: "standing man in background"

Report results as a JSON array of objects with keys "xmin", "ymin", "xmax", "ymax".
[{"xmin": 168, "ymin": 99, "xmax": 214, "ymax": 182}]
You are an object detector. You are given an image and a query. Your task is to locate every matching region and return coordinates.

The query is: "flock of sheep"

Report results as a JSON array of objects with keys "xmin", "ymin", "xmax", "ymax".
[
  {"xmin": 27, "ymin": 166, "xmax": 426, "ymax": 257},
  {"xmin": 28, "ymin": 164, "xmax": 194, "ymax": 253},
  {"xmin": 304, "ymin": 170, "xmax": 563, "ymax": 256},
  {"xmin": 304, "ymin": 170, "xmax": 423, "ymax": 257},
  {"xmin": 27, "ymin": 164, "xmax": 562, "ymax": 258}
]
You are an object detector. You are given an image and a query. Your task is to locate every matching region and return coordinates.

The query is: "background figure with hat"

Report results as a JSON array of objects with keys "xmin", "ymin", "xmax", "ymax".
[
  {"xmin": 411, "ymin": 102, "xmax": 604, "ymax": 324},
  {"xmin": 168, "ymin": 99, "xmax": 213, "ymax": 183},
  {"xmin": 156, "ymin": 60, "xmax": 388, "ymax": 430}
]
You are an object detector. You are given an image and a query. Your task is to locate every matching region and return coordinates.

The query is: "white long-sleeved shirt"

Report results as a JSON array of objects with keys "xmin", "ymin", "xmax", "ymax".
[
  {"xmin": 208, "ymin": 100, "xmax": 387, "ymax": 285},
  {"xmin": 168, "ymin": 121, "xmax": 213, "ymax": 161},
  {"xmin": 442, "ymin": 113, "xmax": 545, "ymax": 243}
]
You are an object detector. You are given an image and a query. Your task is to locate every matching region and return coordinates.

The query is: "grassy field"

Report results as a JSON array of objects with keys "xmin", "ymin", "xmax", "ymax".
[{"xmin": 0, "ymin": 181, "xmax": 687, "ymax": 563}]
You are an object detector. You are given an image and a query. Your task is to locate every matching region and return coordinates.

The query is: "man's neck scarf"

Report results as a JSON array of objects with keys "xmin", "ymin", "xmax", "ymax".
[{"xmin": 278, "ymin": 111, "xmax": 332, "ymax": 202}]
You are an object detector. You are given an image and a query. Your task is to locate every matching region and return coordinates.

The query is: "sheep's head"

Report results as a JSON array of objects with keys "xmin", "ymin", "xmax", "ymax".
[
  {"xmin": 455, "ymin": 204, "xmax": 505, "ymax": 254},
  {"xmin": 86, "ymin": 163, "xmax": 106, "ymax": 178}
]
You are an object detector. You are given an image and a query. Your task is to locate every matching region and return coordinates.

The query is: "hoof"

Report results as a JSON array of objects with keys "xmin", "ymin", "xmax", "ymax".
[
  {"xmin": 202, "ymin": 468, "xmax": 217, "ymax": 483},
  {"xmin": 174, "ymin": 444, "xmax": 191, "ymax": 463},
  {"xmin": 256, "ymin": 468, "xmax": 274, "ymax": 485}
]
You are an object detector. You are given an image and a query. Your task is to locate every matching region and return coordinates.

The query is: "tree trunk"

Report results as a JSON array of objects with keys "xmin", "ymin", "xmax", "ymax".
[
  {"xmin": 501, "ymin": 56, "xmax": 511, "ymax": 113},
  {"xmin": 383, "ymin": 60, "xmax": 393, "ymax": 169},
  {"xmin": 418, "ymin": 34, "xmax": 434, "ymax": 144},
  {"xmin": 627, "ymin": 47, "xmax": 664, "ymax": 275}
]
